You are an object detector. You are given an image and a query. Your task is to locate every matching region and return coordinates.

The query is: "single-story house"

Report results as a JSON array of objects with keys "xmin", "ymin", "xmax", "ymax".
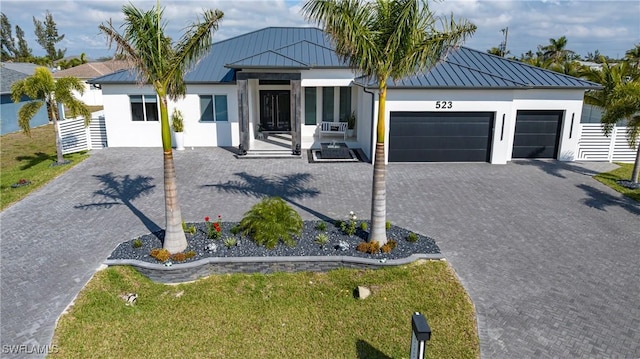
[
  {"xmin": 89, "ymin": 27, "xmax": 601, "ymax": 164},
  {"xmin": 1, "ymin": 64, "xmax": 49, "ymax": 135},
  {"xmin": 52, "ymin": 60, "xmax": 129, "ymax": 107}
]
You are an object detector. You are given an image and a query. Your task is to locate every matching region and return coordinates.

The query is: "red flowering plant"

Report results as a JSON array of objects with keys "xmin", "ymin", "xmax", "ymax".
[{"xmin": 205, "ymin": 215, "xmax": 222, "ymax": 239}]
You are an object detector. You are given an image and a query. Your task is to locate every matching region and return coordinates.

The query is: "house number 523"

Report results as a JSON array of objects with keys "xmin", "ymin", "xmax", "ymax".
[{"xmin": 435, "ymin": 101, "xmax": 452, "ymax": 109}]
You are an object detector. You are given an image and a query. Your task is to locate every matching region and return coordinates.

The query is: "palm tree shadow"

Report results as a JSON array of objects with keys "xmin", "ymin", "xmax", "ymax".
[
  {"xmin": 16, "ymin": 152, "xmax": 56, "ymax": 170},
  {"xmin": 204, "ymin": 172, "xmax": 331, "ymax": 221},
  {"xmin": 74, "ymin": 173, "xmax": 161, "ymax": 234},
  {"xmin": 577, "ymin": 183, "xmax": 640, "ymax": 216},
  {"xmin": 355, "ymin": 339, "xmax": 392, "ymax": 359},
  {"xmin": 513, "ymin": 159, "xmax": 607, "ymax": 179}
]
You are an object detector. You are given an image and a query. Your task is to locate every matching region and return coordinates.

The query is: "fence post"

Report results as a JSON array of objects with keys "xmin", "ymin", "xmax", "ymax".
[{"xmin": 607, "ymin": 126, "xmax": 617, "ymax": 162}]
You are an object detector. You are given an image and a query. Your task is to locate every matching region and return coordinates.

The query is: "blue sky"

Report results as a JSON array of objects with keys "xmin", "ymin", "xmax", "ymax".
[{"xmin": 1, "ymin": 0, "xmax": 638, "ymax": 61}]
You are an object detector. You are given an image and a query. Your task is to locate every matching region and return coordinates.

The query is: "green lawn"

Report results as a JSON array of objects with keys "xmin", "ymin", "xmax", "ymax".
[
  {"xmin": 50, "ymin": 261, "xmax": 479, "ymax": 358},
  {"xmin": 0, "ymin": 124, "xmax": 89, "ymax": 210},
  {"xmin": 594, "ymin": 163, "xmax": 640, "ymax": 202}
]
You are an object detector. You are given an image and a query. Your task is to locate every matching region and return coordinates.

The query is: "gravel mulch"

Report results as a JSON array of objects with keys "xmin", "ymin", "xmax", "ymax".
[{"xmin": 108, "ymin": 220, "xmax": 441, "ymax": 265}]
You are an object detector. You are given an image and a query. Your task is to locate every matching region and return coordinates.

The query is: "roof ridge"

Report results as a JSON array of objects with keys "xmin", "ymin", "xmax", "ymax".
[
  {"xmin": 227, "ymin": 50, "xmax": 309, "ymax": 67},
  {"xmin": 213, "ymin": 26, "xmax": 321, "ymax": 46},
  {"xmin": 274, "ymin": 39, "xmax": 335, "ymax": 53}
]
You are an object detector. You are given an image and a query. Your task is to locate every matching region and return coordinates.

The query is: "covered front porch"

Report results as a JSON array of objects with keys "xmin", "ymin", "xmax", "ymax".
[{"xmin": 235, "ymin": 71, "xmax": 367, "ymax": 158}]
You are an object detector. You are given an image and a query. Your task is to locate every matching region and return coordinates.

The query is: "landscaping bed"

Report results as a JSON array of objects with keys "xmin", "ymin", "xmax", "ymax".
[
  {"xmin": 106, "ymin": 220, "xmax": 443, "ymax": 283},
  {"xmin": 109, "ymin": 220, "xmax": 441, "ymax": 264}
]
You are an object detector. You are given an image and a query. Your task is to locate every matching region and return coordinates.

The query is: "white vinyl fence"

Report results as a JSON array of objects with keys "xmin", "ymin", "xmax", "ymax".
[
  {"xmin": 58, "ymin": 112, "xmax": 107, "ymax": 154},
  {"xmin": 577, "ymin": 124, "xmax": 636, "ymax": 163}
]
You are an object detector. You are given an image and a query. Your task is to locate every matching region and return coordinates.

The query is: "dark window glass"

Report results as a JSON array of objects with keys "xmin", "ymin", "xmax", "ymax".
[
  {"xmin": 304, "ymin": 87, "xmax": 316, "ymax": 125},
  {"xmin": 322, "ymin": 87, "xmax": 334, "ymax": 122}
]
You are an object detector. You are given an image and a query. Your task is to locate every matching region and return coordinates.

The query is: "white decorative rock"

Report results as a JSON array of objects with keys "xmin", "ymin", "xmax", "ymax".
[{"xmin": 356, "ymin": 286, "xmax": 371, "ymax": 300}]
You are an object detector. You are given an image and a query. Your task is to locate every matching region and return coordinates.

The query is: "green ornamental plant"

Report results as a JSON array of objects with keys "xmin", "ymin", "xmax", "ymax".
[
  {"xmin": 205, "ymin": 215, "xmax": 222, "ymax": 240},
  {"xmin": 240, "ymin": 197, "xmax": 303, "ymax": 249},
  {"xmin": 347, "ymin": 111, "xmax": 356, "ymax": 130},
  {"xmin": 340, "ymin": 211, "xmax": 357, "ymax": 236},
  {"xmin": 315, "ymin": 233, "xmax": 329, "ymax": 246},
  {"xmin": 171, "ymin": 108, "xmax": 184, "ymax": 132}
]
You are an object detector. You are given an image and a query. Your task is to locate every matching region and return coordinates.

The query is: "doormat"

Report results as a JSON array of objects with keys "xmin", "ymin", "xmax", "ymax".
[{"xmin": 307, "ymin": 148, "xmax": 368, "ymax": 163}]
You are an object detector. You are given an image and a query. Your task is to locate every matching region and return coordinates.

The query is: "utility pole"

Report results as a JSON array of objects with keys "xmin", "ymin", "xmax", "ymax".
[{"xmin": 500, "ymin": 27, "xmax": 509, "ymax": 57}]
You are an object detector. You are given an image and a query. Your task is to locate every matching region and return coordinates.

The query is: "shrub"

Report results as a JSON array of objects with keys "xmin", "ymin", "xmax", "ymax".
[
  {"xmin": 385, "ymin": 220, "xmax": 392, "ymax": 230},
  {"xmin": 360, "ymin": 222, "xmax": 368, "ymax": 231},
  {"xmin": 132, "ymin": 238, "xmax": 143, "ymax": 248},
  {"xmin": 185, "ymin": 250, "xmax": 196, "ymax": 259},
  {"xmin": 315, "ymin": 221, "xmax": 328, "ymax": 231},
  {"xmin": 240, "ymin": 197, "xmax": 302, "ymax": 249},
  {"xmin": 150, "ymin": 248, "xmax": 171, "ymax": 262},
  {"xmin": 341, "ymin": 211, "xmax": 357, "ymax": 236},
  {"xmin": 223, "ymin": 237, "xmax": 237, "ymax": 248},
  {"xmin": 171, "ymin": 252, "xmax": 187, "ymax": 262},
  {"xmin": 406, "ymin": 232, "xmax": 419, "ymax": 242},
  {"xmin": 230, "ymin": 225, "xmax": 241, "ymax": 235},
  {"xmin": 315, "ymin": 233, "xmax": 329, "ymax": 246},
  {"xmin": 356, "ymin": 241, "xmax": 381, "ymax": 254},
  {"xmin": 381, "ymin": 240, "xmax": 397, "ymax": 253}
]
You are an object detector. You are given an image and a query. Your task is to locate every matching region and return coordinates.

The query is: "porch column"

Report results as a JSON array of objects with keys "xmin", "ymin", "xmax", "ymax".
[
  {"xmin": 237, "ymin": 79, "xmax": 250, "ymax": 155},
  {"xmin": 290, "ymin": 79, "xmax": 302, "ymax": 155}
]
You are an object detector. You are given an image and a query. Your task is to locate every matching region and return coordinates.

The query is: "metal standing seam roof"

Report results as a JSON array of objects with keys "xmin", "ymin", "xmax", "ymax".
[{"xmin": 89, "ymin": 27, "xmax": 601, "ymax": 90}]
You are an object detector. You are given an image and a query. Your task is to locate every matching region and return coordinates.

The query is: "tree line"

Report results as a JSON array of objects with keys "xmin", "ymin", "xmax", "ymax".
[{"xmin": 1, "ymin": 10, "xmax": 69, "ymax": 66}]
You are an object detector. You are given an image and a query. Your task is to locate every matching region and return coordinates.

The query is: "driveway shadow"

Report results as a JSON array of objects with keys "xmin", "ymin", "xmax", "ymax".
[
  {"xmin": 355, "ymin": 339, "xmax": 392, "ymax": 359},
  {"xmin": 513, "ymin": 159, "xmax": 611, "ymax": 179},
  {"xmin": 74, "ymin": 173, "xmax": 161, "ymax": 234},
  {"xmin": 577, "ymin": 183, "xmax": 640, "ymax": 216},
  {"xmin": 205, "ymin": 172, "xmax": 329, "ymax": 220}
]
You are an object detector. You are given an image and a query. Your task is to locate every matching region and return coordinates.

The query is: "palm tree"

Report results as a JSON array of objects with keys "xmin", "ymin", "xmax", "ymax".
[
  {"xmin": 582, "ymin": 61, "xmax": 640, "ymax": 184},
  {"xmin": 541, "ymin": 36, "xmax": 574, "ymax": 63},
  {"xmin": 11, "ymin": 67, "xmax": 91, "ymax": 164},
  {"xmin": 302, "ymin": 0, "xmax": 475, "ymax": 244},
  {"xmin": 99, "ymin": 3, "xmax": 223, "ymax": 253},
  {"xmin": 625, "ymin": 44, "xmax": 640, "ymax": 69},
  {"xmin": 601, "ymin": 81, "xmax": 640, "ymax": 184},
  {"xmin": 548, "ymin": 60, "xmax": 585, "ymax": 77}
]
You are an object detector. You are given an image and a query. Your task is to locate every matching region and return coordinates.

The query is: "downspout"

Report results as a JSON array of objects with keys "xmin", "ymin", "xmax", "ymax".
[{"xmin": 363, "ymin": 86, "xmax": 375, "ymax": 163}]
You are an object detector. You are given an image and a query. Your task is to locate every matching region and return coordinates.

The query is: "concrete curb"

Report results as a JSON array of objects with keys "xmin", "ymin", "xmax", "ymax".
[{"xmin": 104, "ymin": 253, "xmax": 445, "ymax": 284}]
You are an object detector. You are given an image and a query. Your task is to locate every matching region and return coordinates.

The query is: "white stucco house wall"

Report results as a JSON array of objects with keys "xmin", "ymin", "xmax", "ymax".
[{"xmin": 90, "ymin": 27, "xmax": 601, "ymax": 164}]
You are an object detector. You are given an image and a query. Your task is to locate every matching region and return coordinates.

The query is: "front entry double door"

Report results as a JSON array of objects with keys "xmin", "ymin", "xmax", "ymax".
[{"xmin": 260, "ymin": 90, "xmax": 291, "ymax": 132}]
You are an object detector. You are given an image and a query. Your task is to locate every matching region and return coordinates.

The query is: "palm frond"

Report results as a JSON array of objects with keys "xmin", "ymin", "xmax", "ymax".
[
  {"xmin": 167, "ymin": 9, "xmax": 223, "ymax": 100},
  {"xmin": 17, "ymin": 101, "xmax": 44, "ymax": 136}
]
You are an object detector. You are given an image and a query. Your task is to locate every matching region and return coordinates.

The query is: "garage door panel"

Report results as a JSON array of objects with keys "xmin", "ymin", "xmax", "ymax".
[
  {"xmin": 391, "ymin": 149, "xmax": 490, "ymax": 162},
  {"xmin": 392, "ymin": 136, "xmax": 491, "ymax": 150},
  {"xmin": 513, "ymin": 110, "xmax": 562, "ymax": 159},
  {"xmin": 389, "ymin": 112, "xmax": 494, "ymax": 162}
]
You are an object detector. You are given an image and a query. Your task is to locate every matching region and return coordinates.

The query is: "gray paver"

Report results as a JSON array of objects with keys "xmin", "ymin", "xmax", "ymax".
[{"xmin": 1, "ymin": 148, "xmax": 638, "ymax": 358}]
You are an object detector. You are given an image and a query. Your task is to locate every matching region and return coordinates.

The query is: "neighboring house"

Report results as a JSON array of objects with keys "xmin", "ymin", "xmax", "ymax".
[
  {"xmin": 0, "ymin": 64, "xmax": 49, "ymax": 135},
  {"xmin": 52, "ymin": 60, "xmax": 129, "ymax": 106},
  {"xmin": 90, "ymin": 27, "xmax": 601, "ymax": 164}
]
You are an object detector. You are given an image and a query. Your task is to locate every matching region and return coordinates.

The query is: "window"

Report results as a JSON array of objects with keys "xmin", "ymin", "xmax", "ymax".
[
  {"xmin": 304, "ymin": 88, "xmax": 317, "ymax": 125},
  {"xmin": 200, "ymin": 95, "xmax": 228, "ymax": 122},
  {"xmin": 130, "ymin": 95, "xmax": 158, "ymax": 122},
  {"xmin": 339, "ymin": 87, "xmax": 352, "ymax": 122},
  {"xmin": 322, "ymin": 87, "xmax": 334, "ymax": 122}
]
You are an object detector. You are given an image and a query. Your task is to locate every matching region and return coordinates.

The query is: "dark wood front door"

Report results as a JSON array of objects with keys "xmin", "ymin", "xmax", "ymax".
[{"xmin": 260, "ymin": 90, "xmax": 291, "ymax": 132}]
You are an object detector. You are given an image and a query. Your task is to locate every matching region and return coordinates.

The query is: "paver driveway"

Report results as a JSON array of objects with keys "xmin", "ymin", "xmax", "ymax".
[{"xmin": 1, "ymin": 147, "xmax": 638, "ymax": 358}]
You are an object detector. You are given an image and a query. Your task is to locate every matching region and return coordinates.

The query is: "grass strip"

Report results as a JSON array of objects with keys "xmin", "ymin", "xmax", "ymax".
[
  {"xmin": 1, "ymin": 124, "xmax": 89, "ymax": 210},
  {"xmin": 594, "ymin": 163, "xmax": 639, "ymax": 202},
  {"xmin": 51, "ymin": 261, "xmax": 479, "ymax": 358}
]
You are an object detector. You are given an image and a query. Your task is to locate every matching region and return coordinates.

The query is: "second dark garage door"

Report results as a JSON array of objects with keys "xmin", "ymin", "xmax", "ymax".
[
  {"xmin": 512, "ymin": 110, "xmax": 563, "ymax": 158},
  {"xmin": 389, "ymin": 112, "xmax": 494, "ymax": 162}
]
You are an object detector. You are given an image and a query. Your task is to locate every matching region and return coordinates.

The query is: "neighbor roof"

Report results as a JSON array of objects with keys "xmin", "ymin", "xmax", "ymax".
[
  {"xmin": 90, "ymin": 27, "xmax": 600, "ymax": 90},
  {"xmin": 52, "ymin": 60, "xmax": 130, "ymax": 79},
  {"xmin": 1, "ymin": 67, "xmax": 29, "ymax": 94}
]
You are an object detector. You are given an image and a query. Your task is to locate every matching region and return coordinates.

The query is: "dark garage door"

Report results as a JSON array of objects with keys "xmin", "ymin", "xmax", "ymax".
[
  {"xmin": 389, "ymin": 112, "xmax": 494, "ymax": 162},
  {"xmin": 512, "ymin": 110, "xmax": 563, "ymax": 158}
]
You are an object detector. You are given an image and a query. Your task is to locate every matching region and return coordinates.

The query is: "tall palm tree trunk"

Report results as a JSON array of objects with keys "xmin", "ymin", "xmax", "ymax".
[
  {"xmin": 49, "ymin": 99, "xmax": 65, "ymax": 164},
  {"xmin": 158, "ymin": 92, "xmax": 187, "ymax": 253},
  {"xmin": 632, "ymin": 145, "xmax": 640, "ymax": 183},
  {"xmin": 369, "ymin": 85, "xmax": 388, "ymax": 245}
]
